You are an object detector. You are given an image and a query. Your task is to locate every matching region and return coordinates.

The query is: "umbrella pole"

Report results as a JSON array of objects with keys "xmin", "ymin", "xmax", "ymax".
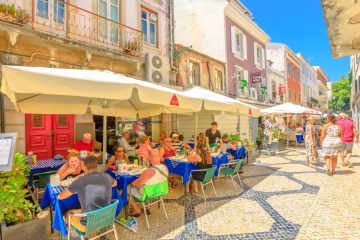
[
  {"xmin": 194, "ymin": 112, "xmax": 198, "ymax": 145},
  {"xmin": 102, "ymin": 100, "xmax": 108, "ymax": 170}
]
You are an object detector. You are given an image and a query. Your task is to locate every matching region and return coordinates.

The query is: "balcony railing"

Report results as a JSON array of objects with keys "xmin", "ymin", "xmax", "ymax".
[{"xmin": 0, "ymin": 0, "xmax": 143, "ymax": 57}]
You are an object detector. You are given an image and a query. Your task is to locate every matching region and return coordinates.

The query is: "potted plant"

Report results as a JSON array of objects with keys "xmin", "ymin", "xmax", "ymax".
[
  {"xmin": 0, "ymin": 4, "xmax": 29, "ymax": 24},
  {"xmin": 239, "ymin": 80, "xmax": 250, "ymax": 97},
  {"xmin": 228, "ymin": 133, "xmax": 243, "ymax": 147},
  {"xmin": 0, "ymin": 153, "xmax": 48, "ymax": 240},
  {"xmin": 271, "ymin": 126, "xmax": 286, "ymax": 152}
]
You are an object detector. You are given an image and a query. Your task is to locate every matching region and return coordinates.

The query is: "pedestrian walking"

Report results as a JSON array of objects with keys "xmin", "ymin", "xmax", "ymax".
[
  {"xmin": 304, "ymin": 117, "xmax": 317, "ymax": 167},
  {"xmin": 336, "ymin": 112, "xmax": 359, "ymax": 167},
  {"xmin": 320, "ymin": 114, "xmax": 343, "ymax": 176}
]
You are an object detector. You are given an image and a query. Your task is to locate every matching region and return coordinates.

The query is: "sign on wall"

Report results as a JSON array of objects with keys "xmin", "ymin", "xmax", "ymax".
[{"xmin": 251, "ymin": 72, "xmax": 262, "ymax": 83}]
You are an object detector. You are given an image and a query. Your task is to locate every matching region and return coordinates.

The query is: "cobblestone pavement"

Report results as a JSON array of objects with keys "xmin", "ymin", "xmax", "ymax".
[{"xmin": 47, "ymin": 147, "xmax": 360, "ymax": 240}]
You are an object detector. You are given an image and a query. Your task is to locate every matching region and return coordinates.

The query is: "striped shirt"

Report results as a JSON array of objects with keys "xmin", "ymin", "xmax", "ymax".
[{"xmin": 171, "ymin": 141, "xmax": 184, "ymax": 154}]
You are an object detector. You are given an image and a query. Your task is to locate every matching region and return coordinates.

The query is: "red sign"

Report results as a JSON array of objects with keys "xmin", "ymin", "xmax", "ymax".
[
  {"xmin": 170, "ymin": 94, "xmax": 179, "ymax": 106},
  {"xmin": 248, "ymin": 108, "xmax": 252, "ymax": 116}
]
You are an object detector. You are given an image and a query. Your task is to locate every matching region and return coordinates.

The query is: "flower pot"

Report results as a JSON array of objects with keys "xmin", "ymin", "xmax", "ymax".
[{"xmin": 1, "ymin": 211, "xmax": 48, "ymax": 240}]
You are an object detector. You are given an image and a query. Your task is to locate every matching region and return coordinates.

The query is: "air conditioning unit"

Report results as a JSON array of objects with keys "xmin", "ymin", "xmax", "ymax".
[
  {"xmin": 250, "ymin": 87, "xmax": 257, "ymax": 100},
  {"xmin": 145, "ymin": 53, "xmax": 170, "ymax": 84}
]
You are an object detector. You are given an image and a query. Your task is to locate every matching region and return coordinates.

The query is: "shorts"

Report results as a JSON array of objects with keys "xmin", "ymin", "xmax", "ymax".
[
  {"xmin": 127, "ymin": 186, "xmax": 144, "ymax": 199},
  {"xmin": 342, "ymin": 142, "xmax": 354, "ymax": 152}
]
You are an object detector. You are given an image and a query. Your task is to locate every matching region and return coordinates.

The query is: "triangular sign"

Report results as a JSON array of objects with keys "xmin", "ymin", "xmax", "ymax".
[
  {"xmin": 248, "ymin": 108, "xmax": 252, "ymax": 116},
  {"xmin": 170, "ymin": 94, "xmax": 179, "ymax": 106}
]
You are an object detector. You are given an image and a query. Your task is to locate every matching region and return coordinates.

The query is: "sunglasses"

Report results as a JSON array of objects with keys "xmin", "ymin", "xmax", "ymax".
[{"xmin": 116, "ymin": 150, "xmax": 124, "ymax": 153}]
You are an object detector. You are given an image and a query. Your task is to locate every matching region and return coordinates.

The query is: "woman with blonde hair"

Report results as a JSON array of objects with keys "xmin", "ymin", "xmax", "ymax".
[
  {"xmin": 138, "ymin": 135, "xmax": 153, "ymax": 164},
  {"xmin": 320, "ymin": 114, "xmax": 343, "ymax": 175},
  {"xmin": 57, "ymin": 151, "xmax": 88, "ymax": 180}
]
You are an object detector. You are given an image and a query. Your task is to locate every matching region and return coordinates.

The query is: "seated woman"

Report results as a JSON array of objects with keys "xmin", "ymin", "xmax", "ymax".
[
  {"xmin": 188, "ymin": 133, "xmax": 213, "ymax": 192},
  {"xmin": 91, "ymin": 142, "xmax": 103, "ymax": 164},
  {"xmin": 138, "ymin": 136, "xmax": 153, "ymax": 165},
  {"xmin": 157, "ymin": 131, "xmax": 167, "ymax": 145},
  {"xmin": 57, "ymin": 151, "xmax": 88, "ymax": 180},
  {"xmin": 160, "ymin": 137, "xmax": 177, "ymax": 188},
  {"xmin": 105, "ymin": 146, "xmax": 129, "ymax": 170},
  {"xmin": 295, "ymin": 123, "xmax": 304, "ymax": 144}
]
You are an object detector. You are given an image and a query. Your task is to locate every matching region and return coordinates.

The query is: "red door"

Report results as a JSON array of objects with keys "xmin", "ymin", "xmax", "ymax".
[
  {"xmin": 25, "ymin": 114, "xmax": 53, "ymax": 160},
  {"xmin": 52, "ymin": 115, "xmax": 74, "ymax": 158},
  {"xmin": 26, "ymin": 114, "xmax": 74, "ymax": 160}
]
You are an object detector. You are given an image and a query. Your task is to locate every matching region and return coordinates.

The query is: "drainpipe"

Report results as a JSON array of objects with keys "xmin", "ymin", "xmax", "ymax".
[
  {"xmin": 169, "ymin": 0, "xmax": 176, "ymax": 71},
  {"xmin": 0, "ymin": 64, "xmax": 5, "ymax": 133}
]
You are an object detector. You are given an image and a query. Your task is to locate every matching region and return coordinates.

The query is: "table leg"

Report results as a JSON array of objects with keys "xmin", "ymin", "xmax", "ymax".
[{"xmin": 50, "ymin": 205, "xmax": 54, "ymax": 234}]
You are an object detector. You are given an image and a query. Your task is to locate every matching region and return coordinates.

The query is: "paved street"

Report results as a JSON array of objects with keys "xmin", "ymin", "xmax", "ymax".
[{"xmin": 49, "ymin": 147, "xmax": 360, "ymax": 240}]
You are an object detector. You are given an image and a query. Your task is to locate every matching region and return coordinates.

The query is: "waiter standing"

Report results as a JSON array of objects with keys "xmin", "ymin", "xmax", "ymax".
[{"xmin": 205, "ymin": 122, "xmax": 222, "ymax": 150}]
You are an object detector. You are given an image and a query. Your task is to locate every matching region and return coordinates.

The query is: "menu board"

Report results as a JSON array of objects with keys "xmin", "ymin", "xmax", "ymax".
[{"xmin": 0, "ymin": 133, "xmax": 17, "ymax": 172}]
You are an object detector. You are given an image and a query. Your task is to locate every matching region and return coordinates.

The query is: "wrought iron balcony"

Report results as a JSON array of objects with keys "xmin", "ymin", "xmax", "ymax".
[{"xmin": 0, "ymin": 0, "xmax": 143, "ymax": 57}]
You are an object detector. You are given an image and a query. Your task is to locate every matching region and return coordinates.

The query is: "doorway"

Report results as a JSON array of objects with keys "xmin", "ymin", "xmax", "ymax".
[{"xmin": 25, "ymin": 114, "xmax": 74, "ymax": 160}]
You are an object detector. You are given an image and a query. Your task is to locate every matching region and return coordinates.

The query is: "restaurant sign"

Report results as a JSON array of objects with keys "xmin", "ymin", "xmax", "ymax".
[
  {"xmin": 251, "ymin": 72, "xmax": 262, "ymax": 83},
  {"xmin": 170, "ymin": 94, "xmax": 179, "ymax": 106}
]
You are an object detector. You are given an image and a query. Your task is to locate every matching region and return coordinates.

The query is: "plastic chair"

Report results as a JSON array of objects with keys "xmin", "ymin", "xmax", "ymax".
[
  {"xmin": 129, "ymin": 181, "xmax": 169, "ymax": 229},
  {"xmin": 190, "ymin": 166, "xmax": 217, "ymax": 202},
  {"xmin": 32, "ymin": 170, "xmax": 58, "ymax": 203},
  {"xmin": 67, "ymin": 200, "xmax": 119, "ymax": 240},
  {"xmin": 218, "ymin": 159, "xmax": 244, "ymax": 191}
]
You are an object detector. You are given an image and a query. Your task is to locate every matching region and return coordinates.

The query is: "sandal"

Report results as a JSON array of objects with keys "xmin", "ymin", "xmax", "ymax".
[
  {"xmin": 128, "ymin": 211, "xmax": 140, "ymax": 217},
  {"xmin": 142, "ymin": 208, "xmax": 151, "ymax": 215},
  {"xmin": 326, "ymin": 169, "xmax": 331, "ymax": 176}
]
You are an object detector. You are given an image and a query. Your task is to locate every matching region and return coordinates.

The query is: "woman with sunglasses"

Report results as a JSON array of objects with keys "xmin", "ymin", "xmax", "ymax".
[{"xmin": 105, "ymin": 145, "xmax": 129, "ymax": 170}]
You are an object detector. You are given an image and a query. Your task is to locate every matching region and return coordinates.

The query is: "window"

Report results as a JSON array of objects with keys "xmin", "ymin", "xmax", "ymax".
[
  {"xmin": 288, "ymin": 90, "xmax": 292, "ymax": 102},
  {"xmin": 214, "ymin": 69, "xmax": 223, "ymax": 91},
  {"xmin": 37, "ymin": 0, "xmax": 64, "ymax": 23},
  {"xmin": 231, "ymin": 26, "xmax": 247, "ymax": 59},
  {"xmin": 99, "ymin": 0, "xmax": 119, "ymax": 42},
  {"xmin": 188, "ymin": 61, "xmax": 200, "ymax": 86},
  {"xmin": 287, "ymin": 62, "xmax": 291, "ymax": 79},
  {"xmin": 254, "ymin": 43, "xmax": 265, "ymax": 69},
  {"xmin": 235, "ymin": 66, "xmax": 248, "ymax": 94},
  {"xmin": 141, "ymin": 9, "xmax": 157, "ymax": 46}
]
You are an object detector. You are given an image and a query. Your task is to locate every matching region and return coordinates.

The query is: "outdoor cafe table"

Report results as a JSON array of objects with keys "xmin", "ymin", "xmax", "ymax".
[
  {"xmin": 28, "ymin": 159, "xmax": 66, "ymax": 186},
  {"xmin": 40, "ymin": 183, "xmax": 123, "ymax": 236},
  {"xmin": 106, "ymin": 169, "xmax": 139, "ymax": 205},
  {"xmin": 211, "ymin": 153, "xmax": 229, "ymax": 176},
  {"xmin": 227, "ymin": 146, "xmax": 246, "ymax": 160}
]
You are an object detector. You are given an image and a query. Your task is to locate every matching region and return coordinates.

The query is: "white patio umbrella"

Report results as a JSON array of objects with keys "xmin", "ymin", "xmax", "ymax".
[
  {"xmin": 261, "ymin": 102, "xmax": 322, "ymax": 115},
  {"xmin": 1, "ymin": 66, "xmax": 203, "ymax": 166},
  {"xmin": 181, "ymin": 87, "xmax": 260, "ymax": 142}
]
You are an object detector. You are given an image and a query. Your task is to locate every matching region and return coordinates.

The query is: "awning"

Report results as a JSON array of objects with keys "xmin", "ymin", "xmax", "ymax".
[
  {"xmin": 1, "ymin": 66, "xmax": 203, "ymax": 118},
  {"xmin": 321, "ymin": 0, "xmax": 360, "ymax": 58},
  {"xmin": 182, "ymin": 87, "xmax": 260, "ymax": 117},
  {"xmin": 261, "ymin": 102, "xmax": 322, "ymax": 115}
]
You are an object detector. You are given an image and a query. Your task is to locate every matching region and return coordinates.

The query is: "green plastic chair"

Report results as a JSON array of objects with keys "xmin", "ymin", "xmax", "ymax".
[
  {"xmin": 129, "ymin": 181, "xmax": 169, "ymax": 229},
  {"xmin": 67, "ymin": 200, "xmax": 119, "ymax": 240},
  {"xmin": 32, "ymin": 170, "xmax": 58, "ymax": 203},
  {"xmin": 190, "ymin": 166, "xmax": 217, "ymax": 202},
  {"xmin": 218, "ymin": 159, "xmax": 244, "ymax": 191}
]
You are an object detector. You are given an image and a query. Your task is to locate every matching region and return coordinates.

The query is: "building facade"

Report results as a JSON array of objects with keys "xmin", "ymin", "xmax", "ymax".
[
  {"xmin": 0, "ymin": 0, "xmax": 173, "ymax": 156},
  {"xmin": 351, "ymin": 54, "xmax": 360, "ymax": 128},
  {"xmin": 313, "ymin": 66, "xmax": 330, "ymax": 112},
  {"xmin": 266, "ymin": 43, "xmax": 301, "ymax": 104},
  {"xmin": 266, "ymin": 61, "xmax": 286, "ymax": 104},
  {"xmin": 297, "ymin": 54, "xmax": 319, "ymax": 108}
]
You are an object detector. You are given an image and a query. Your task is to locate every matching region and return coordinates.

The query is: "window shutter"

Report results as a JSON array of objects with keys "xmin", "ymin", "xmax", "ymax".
[
  {"xmin": 235, "ymin": 66, "xmax": 239, "ymax": 95},
  {"xmin": 243, "ymin": 35, "xmax": 247, "ymax": 60},
  {"xmin": 244, "ymin": 70, "xmax": 249, "ymax": 82},
  {"xmin": 231, "ymin": 26, "xmax": 236, "ymax": 54},
  {"xmin": 254, "ymin": 43, "xmax": 258, "ymax": 66},
  {"xmin": 261, "ymin": 48, "xmax": 265, "ymax": 69}
]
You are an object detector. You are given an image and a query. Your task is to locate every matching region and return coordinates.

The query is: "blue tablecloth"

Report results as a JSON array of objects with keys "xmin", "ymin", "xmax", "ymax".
[
  {"xmin": 211, "ymin": 153, "xmax": 229, "ymax": 176},
  {"xmin": 41, "ymin": 183, "xmax": 122, "ymax": 236},
  {"xmin": 106, "ymin": 169, "xmax": 139, "ymax": 205},
  {"xmin": 227, "ymin": 147, "xmax": 246, "ymax": 160},
  {"xmin": 296, "ymin": 135, "xmax": 304, "ymax": 143},
  {"xmin": 164, "ymin": 158, "xmax": 198, "ymax": 185},
  {"xmin": 28, "ymin": 159, "xmax": 66, "ymax": 186}
]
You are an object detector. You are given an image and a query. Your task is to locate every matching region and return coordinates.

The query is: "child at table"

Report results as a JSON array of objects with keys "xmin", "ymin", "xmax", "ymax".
[{"xmin": 57, "ymin": 151, "xmax": 88, "ymax": 181}]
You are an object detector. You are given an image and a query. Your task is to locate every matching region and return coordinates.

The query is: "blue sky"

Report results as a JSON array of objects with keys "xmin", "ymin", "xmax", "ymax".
[{"xmin": 241, "ymin": 0, "xmax": 349, "ymax": 82}]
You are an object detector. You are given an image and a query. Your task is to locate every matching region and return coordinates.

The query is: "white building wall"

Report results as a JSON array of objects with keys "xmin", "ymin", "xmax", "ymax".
[
  {"xmin": 174, "ymin": 0, "xmax": 228, "ymax": 62},
  {"xmin": 266, "ymin": 43, "xmax": 286, "ymax": 73},
  {"xmin": 298, "ymin": 54, "xmax": 318, "ymax": 106}
]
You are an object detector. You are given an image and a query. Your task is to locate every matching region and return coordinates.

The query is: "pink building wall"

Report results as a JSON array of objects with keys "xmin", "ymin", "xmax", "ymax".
[{"xmin": 225, "ymin": 16, "xmax": 267, "ymax": 96}]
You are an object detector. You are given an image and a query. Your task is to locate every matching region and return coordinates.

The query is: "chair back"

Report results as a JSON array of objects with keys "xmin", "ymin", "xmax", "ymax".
[
  {"xmin": 233, "ymin": 159, "xmax": 244, "ymax": 173},
  {"xmin": 33, "ymin": 170, "xmax": 58, "ymax": 188},
  {"xmin": 83, "ymin": 200, "xmax": 119, "ymax": 236},
  {"xmin": 202, "ymin": 166, "xmax": 217, "ymax": 183},
  {"xmin": 136, "ymin": 181, "xmax": 168, "ymax": 202}
]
